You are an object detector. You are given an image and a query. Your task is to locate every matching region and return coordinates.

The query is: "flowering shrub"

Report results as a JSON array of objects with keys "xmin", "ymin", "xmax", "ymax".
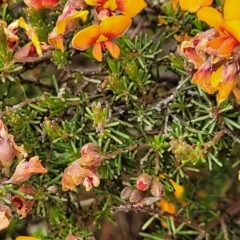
[{"xmin": 1, "ymin": 0, "xmax": 240, "ymax": 239}]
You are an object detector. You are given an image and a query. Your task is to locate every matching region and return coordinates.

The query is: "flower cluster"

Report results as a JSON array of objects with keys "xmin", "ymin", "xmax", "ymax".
[
  {"xmin": 181, "ymin": 0, "xmax": 240, "ymax": 103},
  {"xmin": 61, "ymin": 143, "xmax": 104, "ymax": 191},
  {"xmin": 21, "ymin": 0, "xmax": 147, "ymax": 62},
  {"xmin": 121, "ymin": 173, "xmax": 165, "ymax": 206},
  {"xmin": 0, "ymin": 120, "xmax": 47, "ymax": 231}
]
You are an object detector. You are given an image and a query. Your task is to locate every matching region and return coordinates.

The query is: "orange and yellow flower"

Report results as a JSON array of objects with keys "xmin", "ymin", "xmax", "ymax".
[
  {"xmin": 192, "ymin": 61, "xmax": 239, "ymax": 103},
  {"xmin": 197, "ymin": 0, "xmax": 240, "ymax": 56},
  {"xmin": 48, "ymin": 2, "xmax": 88, "ymax": 51},
  {"xmin": 72, "ymin": 15, "xmax": 132, "ymax": 61},
  {"xmin": 10, "ymin": 17, "xmax": 42, "ymax": 56},
  {"xmin": 85, "ymin": 0, "xmax": 147, "ymax": 18}
]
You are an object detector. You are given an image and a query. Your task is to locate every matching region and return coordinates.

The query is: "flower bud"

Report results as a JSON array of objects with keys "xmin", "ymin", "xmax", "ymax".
[
  {"xmin": 79, "ymin": 152, "xmax": 103, "ymax": 169},
  {"xmin": 129, "ymin": 189, "xmax": 145, "ymax": 203},
  {"xmin": 136, "ymin": 173, "xmax": 152, "ymax": 191},
  {"xmin": 81, "ymin": 143, "xmax": 101, "ymax": 156},
  {"xmin": 151, "ymin": 181, "xmax": 165, "ymax": 198},
  {"xmin": 120, "ymin": 186, "xmax": 134, "ymax": 200}
]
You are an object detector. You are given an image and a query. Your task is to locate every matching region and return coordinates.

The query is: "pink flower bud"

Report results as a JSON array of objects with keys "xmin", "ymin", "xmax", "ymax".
[
  {"xmin": 81, "ymin": 143, "xmax": 101, "ymax": 156},
  {"xmin": 151, "ymin": 181, "xmax": 165, "ymax": 198},
  {"xmin": 129, "ymin": 189, "xmax": 146, "ymax": 203},
  {"xmin": 136, "ymin": 173, "xmax": 152, "ymax": 191},
  {"xmin": 120, "ymin": 186, "xmax": 134, "ymax": 200},
  {"xmin": 79, "ymin": 152, "xmax": 103, "ymax": 169}
]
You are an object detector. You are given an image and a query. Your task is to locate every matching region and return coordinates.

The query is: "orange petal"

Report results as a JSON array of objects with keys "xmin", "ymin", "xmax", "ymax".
[
  {"xmin": 48, "ymin": 28, "xmax": 64, "ymax": 52},
  {"xmin": 72, "ymin": 25, "xmax": 100, "ymax": 50},
  {"xmin": 105, "ymin": 40, "xmax": 120, "ymax": 59},
  {"xmin": 224, "ymin": 19, "xmax": 240, "ymax": 42},
  {"xmin": 56, "ymin": 10, "xmax": 89, "ymax": 35},
  {"xmin": 197, "ymin": 7, "xmax": 223, "ymax": 32},
  {"xmin": 42, "ymin": 0, "xmax": 59, "ymax": 7},
  {"xmin": 92, "ymin": 43, "xmax": 103, "ymax": 61},
  {"xmin": 117, "ymin": 0, "xmax": 147, "ymax": 17},
  {"xmin": 192, "ymin": 61, "xmax": 217, "ymax": 94},
  {"xmin": 232, "ymin": 87, "xmax": 240, "ymax": 101},
  {"xmin": 100, "ymin": 15, "xmax": 132, "ymax": 39},
  {"xmin": 207, "ymin": 36, "xmax": 227, "ymax": 49},
  {"xmin": 223, "ymin": 0, "xmax": 240, "ymax": 22},
  {"xmin": 172, "ymin": 0, "xmax": 179, "ymax": 12},
  {"xmin": 218, "ymin": 36, "xmax": 239, "ymax": 56},
  {"xmin": 180, "ymin": 0, "xmax": 201, "ymax": 12}
]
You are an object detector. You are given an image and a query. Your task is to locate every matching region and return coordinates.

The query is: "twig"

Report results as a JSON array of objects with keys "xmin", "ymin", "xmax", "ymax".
[
  {"xmin": 220, "ymin": 217, "xmax": 229, "ymax": 240},
  {"xmin": 130, "ymin": 16, "xmax": 146, "ymax": 40},
  {"xmin": 195, "ymin": 199, "xmax": 240, "ymax": 240},
  {"xmin": 111, "ymin": 204, "xmax": 206, "ymax": 234},
  {"xmin": 221, "ymin": 125, "xmax": 240, "ymax": 144},
  {"xmin": 12, "ymin": 98, "xmax": 38, "ymax": 110}
]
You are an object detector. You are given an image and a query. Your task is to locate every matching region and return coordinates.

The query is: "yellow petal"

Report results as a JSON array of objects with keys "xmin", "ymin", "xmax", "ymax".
[
  {"xmin": 85, "ymin": 0, "xmax": 102, "ymax": 5},
  {"xmin": 18, "ymin": 17, "xmax": 42, "ymax": 56},
  {"xmin": 224, "ymin": 19, "xmax": 240, "ymax": 42},
  {"xmin": 180, "ymin": 0, "xmax": 201, "ymax": 12},
  {"xmin": 72, "ymin": 25, "xmax": 100, "ymax": 50},
  {"xmin": 117, "ymin": 0, "xmax": 147, "ymax": 17},
  {"xmin": 100, "ymin": 15, "xmax": 132, "ymax": 38},
  {"xmin": 210, "ymin": 66, "xmax": 224, "ymax": 87},
  {"xmin": 105, "ymin": 40, "xmax": 120, "ymax": 59},
  {"xmin": 192, "ymin": 61, "xmax": 217, "ymax": 94},
  {"xmin": 223, "ymin": 0, "xmax": 240, "ymax": 22},
  {"xmin": 92, "ymin": 43, "xmax": 103, "ymax": 61},
  {"xmin": 56, "ymin": 10, "xmax": 89, "ymax": 35},
  {"xmin": 197, "ymin": 7, "xmax": 223, "ymax": 31},
  {"xmin": 15, "ymin": 237, "xmax": 41, "ymax": 240},
  {"xmin": 217, "ymin": 77, "xmax": 238, "ymax": 103},
  {"xmin": 200, "ymin": 0, "xmax": 213, "ymax": 7}
]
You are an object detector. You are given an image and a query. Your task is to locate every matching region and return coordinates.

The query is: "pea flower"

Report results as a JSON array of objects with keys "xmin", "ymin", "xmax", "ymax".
[
  {"xmin": 10, "ymin": 17, "xmax": 42, "ymax": 56},
  {"xmin": 3, "ymin": 156, "xmax": 47, "ymax": 184},
  {"xmin": 0, "ymin": 120, "xmax": 28, "ymax": 177},
  {"xmin": 11, "ymin": 185, "xmax": 35, "ymax": 219},
  {"xmin": 72, "ymin": 15, "xmax": 132, "ymax": 61},
  {"xmin": 85, "ymin": 0, "xmax": 147, "ymax": 18},
  {"xmin": 48, "ymin": 2, "xmax": 89, "ymax": 51},
  {"xmin": 24, "ymin": 0, "xmax": 59, "ymax": 9},
  {"xmin": 0, "ymin": 203, "xmax": 12, "ymax": 231},
  {"xmin": 0, "ymin": 20, "xmax": 19, "ymax": 49},
  {"xmin": 197, "ymin": 0, "xmax": 240, "ymax": 57},
  {"xmin": 61, "ymin": 157, "xmax": 100, "ymax": 191},
  {"xmin": 178, "ymin": 0, "xmax": 213, "ymax": 12},
  {"xmin": 61, "ymin": 143, "xmax": 103, "ymax": 191}
]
